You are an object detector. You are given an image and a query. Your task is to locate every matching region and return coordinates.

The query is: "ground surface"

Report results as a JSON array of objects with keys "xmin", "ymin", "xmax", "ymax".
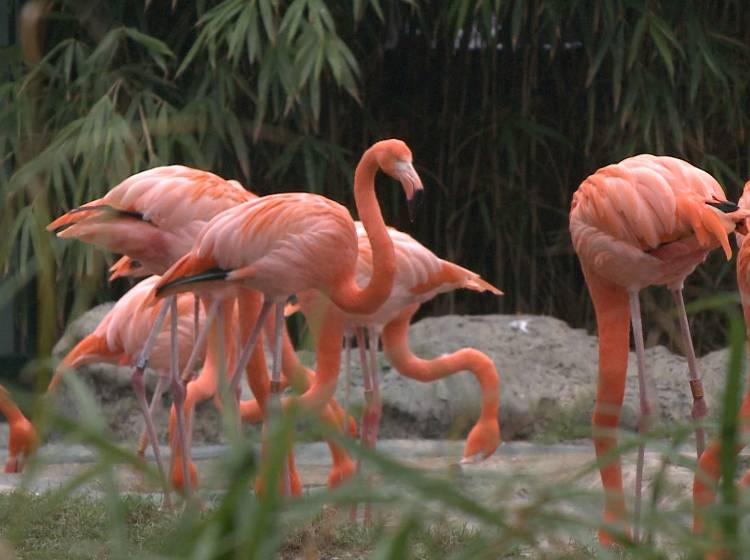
[{"xmin": 0, "ymin": 437, "xmax": 709, "ymax": 559}]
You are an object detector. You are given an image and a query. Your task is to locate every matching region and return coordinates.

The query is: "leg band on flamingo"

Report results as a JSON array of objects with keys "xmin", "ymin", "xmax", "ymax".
[{"xmin": 671, "ymin": 288, "xmax": 707, "ymax": 458}]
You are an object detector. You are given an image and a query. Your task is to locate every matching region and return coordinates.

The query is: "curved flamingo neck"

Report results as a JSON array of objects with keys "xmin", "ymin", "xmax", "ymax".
[
  {"xmin": 47, "ymin": 334, "xmax": 113, "ymax": 393},
  {"xmin": 285, "ymin": 305, "xmax": 344, "ymax": 412},
  {"xmin": 332, "ymin": 147, "xmax": 395, "ymax": 315},
  {"xmin": 381, "ymin": 304, "xmax": 499, "ymax": 421},
  {"xmin": 0, "ymin": 387, "xmax": 25, "ymax": 424}
]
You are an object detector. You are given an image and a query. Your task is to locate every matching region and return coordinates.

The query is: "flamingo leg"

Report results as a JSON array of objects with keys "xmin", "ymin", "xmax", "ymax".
[
  {"xmin": 131, "ymin": 299, "xmax": 171, "ymax": 507},
  {"xmin": 180, "ymin": 300, "xmax": 221, "ymax": 384},
  {"xmin": 270, "ymin": 301, "xmax": 292, "ymax": 496},
  {"xmin": 670, "ymin": 288, "xmax": 707, "ymax": 458},
  {"xmin": 366, "ymin": 326, "xmax": 382, "ymax": 450},
  {"xmin": 356, "ymin": 328, "xmax": 374, "ymax": 453},
  {"xmin": 583, "ymin": 267, "xmax": 631, "ymax": 545},
  {"xmin": 363, "ymin": 326, "xmax": 382, "ymax": 525},
  {"xmin": 352, "ymin": 327, "xmax": 373, "ymax": 523},
  {"xmin": 168, "ymin": 296, "xmax": 191, "ymax": 499},
  {"xmin": 132, "ymin": 369, "xmax": 171, "ymax": 507},
  {"xmin": 230, "ymin": 299, "xmax": 274, "ymax": 397},
  {"xmin": 343, "ymin": 334, "xmax": 351, "ymax": 421},
  {"xmin": 629, "ymin": 290, "xmax": 651, "ymax": 544},
  {"xmin": 193, "ymin": 294, "xmax": 201, "ymax": 372},
  {"xmin": 137, "ymin": 374, "xmax": 167, "ymax": 458}
]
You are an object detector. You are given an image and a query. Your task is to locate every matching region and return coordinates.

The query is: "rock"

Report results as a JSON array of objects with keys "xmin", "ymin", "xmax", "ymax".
[
  {"xmin": 47, "ymin": 303, "xmax": 224, "ymax": 445},
  {"xmin": 335, "ymin": 314, "xmax": 745, "ymax": 442},
  {"xmin": 44, "ymin": 306, "xmax": 745, "ymax": 446}
]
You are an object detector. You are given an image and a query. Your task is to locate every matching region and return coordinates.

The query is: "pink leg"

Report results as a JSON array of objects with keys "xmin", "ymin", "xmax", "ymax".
[
  {"xmin": 356, "ymin": 328, "xmax": 374, "ymax": 453},
  {"xmin": 363, "ymin": 326, "xmax": 383, "ymax": 524},
  {"xmin": 366, "ymin": 326, "xmax": 382, "ymax": 450},
  {"xmin": 343, "ymin": 334, "xmax": 352, "ymax": 418},
  {"xmin": 629, "ymin": 291, "xmax": 651, "ymax": 544},
  {"xmin": 670, "ymin": 288, "xmax": 707, "ymax": 458},
  {"xmin": 137, "ymin": 374, "xmax": 167, "ymax": 458},
  {"xmin": 168, "ymin": 296, "xmax": 191, "ymax": 499},
  {"xmin": 180, "ymin": 299, "xmax": 220, "ymax": 384},
  {"xmin": 230, "ymin": 299, "xmax": 273, "ymax": 396},
  {"xmin": 269, "ymin": 301, "xmax": 292, "ymax": 496},
  {"xmin": 193, "ymin": 294, "xmax": 200, "ymax": 355},
  {"xmin": 137, "ymin": 300, "xmax": 220, "ymax": 458},
  {"xmin": 131, "ymin": 300, "xmax": 171, "ymax": 507},
  {"xmin": 349, "ymin": 329, "xmax": 372, "ymax": 521}
]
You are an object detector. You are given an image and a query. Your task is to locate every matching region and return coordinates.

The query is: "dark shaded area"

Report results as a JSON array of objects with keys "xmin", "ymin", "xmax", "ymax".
[{"xmin": 2, "ymin": 1, "xmax": 750, "ymax": 376}]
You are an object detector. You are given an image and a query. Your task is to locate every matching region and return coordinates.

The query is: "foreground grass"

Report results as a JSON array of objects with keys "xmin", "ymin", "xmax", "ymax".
[
  {"xmin": 0, "ymin": 493, "xmax": 172, "ymax": 559},
  {"xmin": 0, "ymin": 493, "xmax": 492, "ymax": 560}
]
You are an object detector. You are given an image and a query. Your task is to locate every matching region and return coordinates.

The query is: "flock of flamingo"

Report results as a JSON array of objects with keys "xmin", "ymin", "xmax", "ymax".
[{"xmin": 1, "ymin": 141, "xmax": 749, "ymax": 548}]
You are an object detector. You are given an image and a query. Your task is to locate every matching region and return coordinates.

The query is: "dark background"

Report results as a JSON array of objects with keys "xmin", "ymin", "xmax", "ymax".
[{"xmin": 2, "ymin": 1, "xmax": 749, "ymax": 379}]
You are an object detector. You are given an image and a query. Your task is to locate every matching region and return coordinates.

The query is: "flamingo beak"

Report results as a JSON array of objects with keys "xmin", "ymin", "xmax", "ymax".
[
  {"xmin": 394, "ymin": 161, "xmax": 424, "ymax": 222},
  {"xmin": 407, "ymin": 188, "xmax": 424, "ymax": 223}
]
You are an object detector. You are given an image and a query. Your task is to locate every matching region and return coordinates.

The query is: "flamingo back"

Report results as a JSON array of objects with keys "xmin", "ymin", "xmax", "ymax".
[
  {"xmin": 189, "ymin": 193, "xmax": 358, "ymax": 299},
  {"xmin": 49, "ymin": 166, "xmax": 257, "ymax": 274},
  {"xmin": 102, "ymin": 276, "xmax": 197, "ymax": 372},
  {"xmin": 570, "ymin": 154, "xmax": 744, "ymax": 290}
]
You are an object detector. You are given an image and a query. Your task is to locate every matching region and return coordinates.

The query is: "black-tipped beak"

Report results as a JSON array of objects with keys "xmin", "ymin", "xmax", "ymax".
[
  {"xmin": 706, "ymin": 200, "xmax": 740, "ymax": 213},
  {"xmin": 407, "ymin": 188, "xmax": 424, "ymax": 223}
]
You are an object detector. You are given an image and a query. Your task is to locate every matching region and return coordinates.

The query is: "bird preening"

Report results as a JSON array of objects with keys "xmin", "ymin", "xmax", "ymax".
[{"xmin": 3, "ymin": 144, "xmax": 749, "ymax": 554}]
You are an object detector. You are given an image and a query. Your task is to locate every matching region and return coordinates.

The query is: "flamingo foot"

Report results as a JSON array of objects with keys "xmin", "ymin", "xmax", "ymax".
[
  {"xmin": 3, "ymin": 456, "xmax": 20, "ymax": 474},
  {"xmin": 171, "ymin": 460, "xmax": 199, "ymax": 491},
  {"xmin": 598, "ymin": 508, "xmax": 632, "ymax": 546}
]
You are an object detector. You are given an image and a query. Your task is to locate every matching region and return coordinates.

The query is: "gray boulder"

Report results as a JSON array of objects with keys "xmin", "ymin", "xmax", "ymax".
[{"xmin": 45, "ymin": 306, "xmax": 743, "ymax": 445}]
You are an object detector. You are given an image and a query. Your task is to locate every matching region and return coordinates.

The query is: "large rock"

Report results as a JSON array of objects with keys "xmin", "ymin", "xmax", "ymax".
[
  {"xmin": 46, "ymin": 307, "xmax": 743, "ymax": 445},
  {"xmin": 49, "ymin": 303, "xmax": 224, "ymax": 444},
  {"xmin": 334, "ymin": 314, "xmax": 743, "ymax": 442}
]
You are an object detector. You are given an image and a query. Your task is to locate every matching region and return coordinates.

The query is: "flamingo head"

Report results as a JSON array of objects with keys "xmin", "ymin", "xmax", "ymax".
[
  {"xmin": 460, "ymin": 417, "xmax": 500, "ymax": 465},
  {"xmin": 5, "ymin": 416, "xmax": 38, "ymax": 473},
  {"xmin": 374, "ymin": 139, "xmax": 424, "ymax": 221}
]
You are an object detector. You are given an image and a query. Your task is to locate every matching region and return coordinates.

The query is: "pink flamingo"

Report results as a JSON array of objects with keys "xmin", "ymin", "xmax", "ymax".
[
  {"xmin": 49, "ymin": 276, "xmax": 201, "ymax": 496},
  {"xmin": 154, "ymin": 139, "xmax": 423, "ymax": 493},
  {"xmin": 291, "ymin": 223, "xmax": 502, "ymax": 521},
  {"xmin": 570, "ymin": 154, "xmax": 749, "ymax": 543},
  {"xmin": 0, "ymin": 385, "xmax": 37, "ymax": 473},
  {"xmin": 165, "ymin": 290, "xmax": 356, "ymax": 495},
  {"xmin": 693, "ymin": 181, "xmax": 750, "ymax": 551},
  {"xmin": 295, "ymin": 223, "xmax": 502, "ymax": 459},
  {"xmin": 47, "ymin": 165, "xmax": 256, "ymax": 496}
]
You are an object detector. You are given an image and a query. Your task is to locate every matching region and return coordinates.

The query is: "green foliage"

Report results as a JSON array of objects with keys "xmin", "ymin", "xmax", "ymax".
[
  {"xmin": 1, "ymin": 311, "xmax": 749, "ymax": 559},
  {"xmin": 2, "ymin": 1, "xmax": 750, "ymax": 355}
]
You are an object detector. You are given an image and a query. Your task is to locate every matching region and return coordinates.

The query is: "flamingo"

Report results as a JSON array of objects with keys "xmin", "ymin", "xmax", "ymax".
[
  {"xmin": 0, "ymin": 385, "xmax": 37, "ymax": 473},
  {"xmin": 294, "ymin": 223, "xmax": 502, "ymax": 460},
  {"xmin": 693, "ymin": 181, "xmax": 750, "ymax": 545},
  {"xmin": 154, "ymin": 139, "xmax": 423, "ymax": 493},
  {"xmin": 569, "ymin": 154, "xmax": 749, "ymax": 543},
  {"xmin": 287, "ymin": 223, "xmax": 501, "ymax": 521},
  {"xmin": 49, "ymin": 276, "xmax": 201, "ymax": 495},
  {"xmin": 165, "ymin": 290, "xmax": 356, "ymax": 495},
  {"xmin": 47, "ymin": 166, "xmax": 256, "ymax": 496}
]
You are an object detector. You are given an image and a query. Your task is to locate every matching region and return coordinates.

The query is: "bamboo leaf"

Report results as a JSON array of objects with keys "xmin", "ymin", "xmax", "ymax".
[
  {"xmin": 627, "ymin": 14, "xmax": 648, "ymax": 70},
  {"xmin": 649, "ymin": 21, "xmax": 675, "ymax": 80}
]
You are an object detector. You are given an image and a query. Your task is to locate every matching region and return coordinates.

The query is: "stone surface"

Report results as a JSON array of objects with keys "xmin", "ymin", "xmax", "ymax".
[{"xmin": 34, "ymin": 306, "xmax": 745, "ymax": 446}]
